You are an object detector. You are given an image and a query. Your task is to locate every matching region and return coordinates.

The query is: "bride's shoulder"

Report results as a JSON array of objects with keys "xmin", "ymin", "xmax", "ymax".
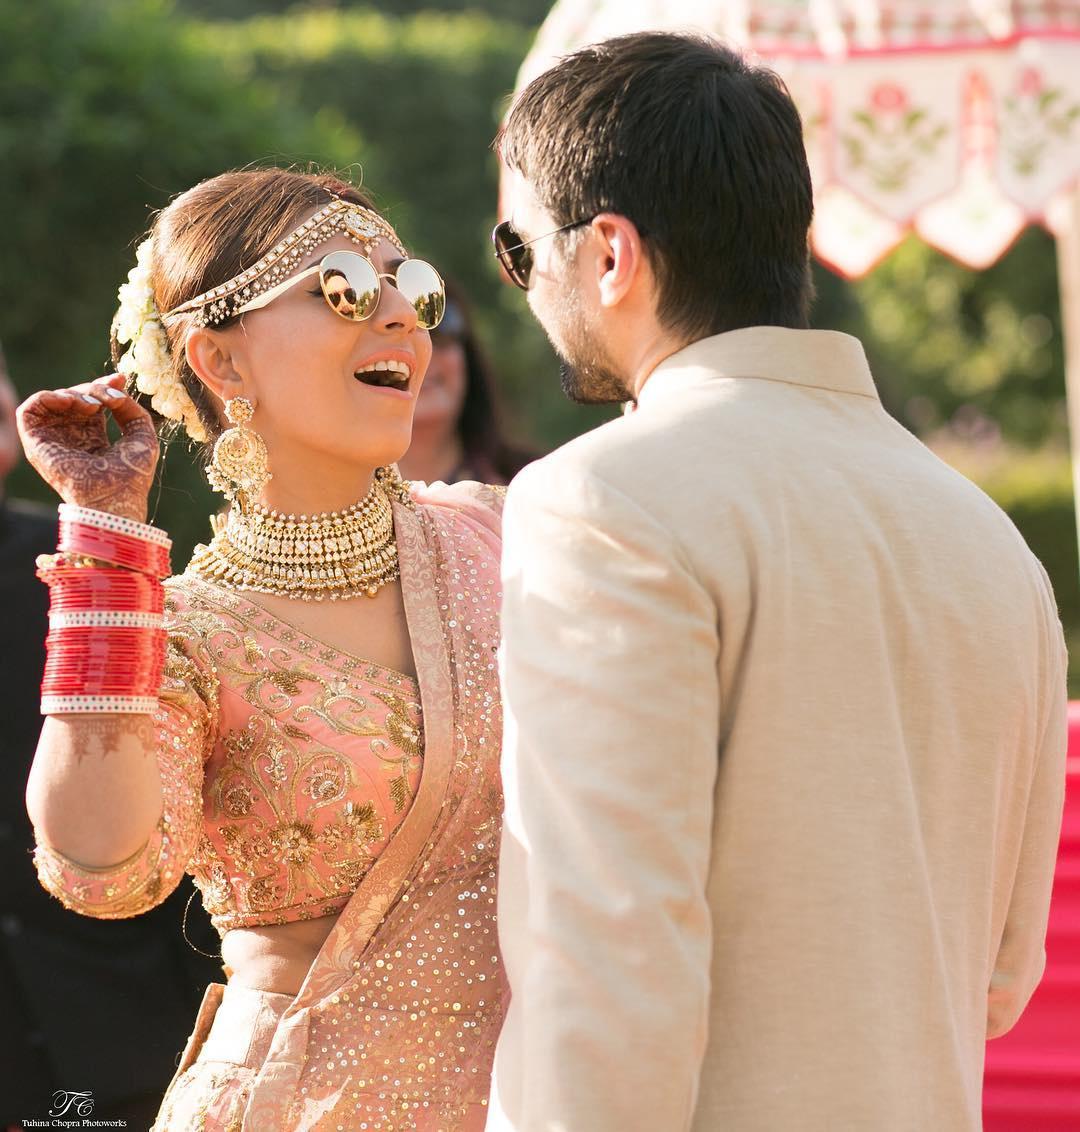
[
  {"xmin": 406, "ymin": 477, "xmax": 506, "ymax": 534},
  {"xmin": 163, "ymin": 571, "xmax": 198, "ymax": 616},
  {"xmin": 162, "ymin": 571, "xmax": 237, "ymax": 636}
]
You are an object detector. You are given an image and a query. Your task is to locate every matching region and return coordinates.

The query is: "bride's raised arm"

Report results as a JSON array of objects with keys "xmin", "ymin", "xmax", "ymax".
[{"xmin": 18, "ymin": 375, "xmax": 214, "ymax": 916}]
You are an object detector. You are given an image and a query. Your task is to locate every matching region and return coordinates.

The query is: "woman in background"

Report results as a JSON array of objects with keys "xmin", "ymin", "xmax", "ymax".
[{"xmin": 398, "ymin": 279, "xmax": 536, "ymax": 486}]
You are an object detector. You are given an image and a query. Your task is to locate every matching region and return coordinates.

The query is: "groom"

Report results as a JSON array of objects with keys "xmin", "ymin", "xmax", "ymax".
[{"xmin": 486, "ymin": 32, "xmax": 1068, "ymax": 1132}]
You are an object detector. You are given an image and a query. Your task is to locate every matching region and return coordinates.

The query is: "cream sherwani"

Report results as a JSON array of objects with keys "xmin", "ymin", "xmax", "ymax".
[{"xmin": 486, "ymin": 328, "xmax": 1068, "ymax": 1132}]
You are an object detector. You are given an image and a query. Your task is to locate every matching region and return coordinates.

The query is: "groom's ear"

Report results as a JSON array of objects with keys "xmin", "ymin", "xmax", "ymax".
[{"xmin": 591, "ymin": 214, "xmax": 648, "ymax": 310}]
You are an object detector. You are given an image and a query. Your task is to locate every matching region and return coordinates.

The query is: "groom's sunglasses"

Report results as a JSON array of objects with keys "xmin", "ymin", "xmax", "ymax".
[
  {"xmin": 492, "ymin": 218, "xmax": 593, "ymax": 290},
  {"xmin": 237, "ymin": 250, "xmax": 446, "ymax": 330}
]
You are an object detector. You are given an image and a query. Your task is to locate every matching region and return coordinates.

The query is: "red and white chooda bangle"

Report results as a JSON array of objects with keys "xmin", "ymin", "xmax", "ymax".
[
  {"xmin": 57, "ymin": 503, "xmax": 172, "ymax": 579},
  {"xmin": 38, "ymin": 506, "xmax": 172, "ymax": 716}
]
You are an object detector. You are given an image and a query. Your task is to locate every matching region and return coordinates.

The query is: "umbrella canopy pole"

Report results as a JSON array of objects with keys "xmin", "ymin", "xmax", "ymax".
[{"xmin": 1060, "ymin": 184, "xmax": 1080, "ymax": 579}]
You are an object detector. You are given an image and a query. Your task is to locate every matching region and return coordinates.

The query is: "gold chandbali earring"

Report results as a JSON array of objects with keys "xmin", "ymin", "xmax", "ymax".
[{"xmin": 206, "ymin": 396, "xmax": 271, "ymax": 511}]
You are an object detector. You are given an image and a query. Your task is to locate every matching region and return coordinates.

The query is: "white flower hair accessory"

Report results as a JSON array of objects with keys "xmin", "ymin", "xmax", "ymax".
[{"xmin": 112, "ymin": 237, "xmax": 209, "ymax": 444}]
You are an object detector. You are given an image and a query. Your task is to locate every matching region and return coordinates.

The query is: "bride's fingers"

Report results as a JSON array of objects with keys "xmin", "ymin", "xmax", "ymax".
[
  {"xmin": 82, "ymin": 375, "xmax": 128, "ymax": 398},
  {"xmin": 85, "ymin": 378, "xmax": 157, "ymax": 443},
  {"xmin": 70, "ymin": 380, "xmax": 123, "ymax": 409},
  {"xmin": 87, "ymin": 380, "xmax": 152, "ymax": 433},
  {"xmin": 17, "ymin": 388, "xmax": 82, "ymax": 428},
  {"xmin": 31, "ymin": 384, "xmax": 110, "ymax": 414},
  {"xmin": 35, "ymin": 389, "xmax": 77, "ymax": 408},
  {"xmin": 17, "ymin": 379, "xmax": 143, "ymax": 434}
]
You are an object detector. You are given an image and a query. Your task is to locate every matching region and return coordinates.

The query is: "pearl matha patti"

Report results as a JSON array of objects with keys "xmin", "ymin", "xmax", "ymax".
[
  {"xmin": 188, "ymin": 467, "xmax": 410, "ymax": 601},
  {"xmin": 162, "ymin": 200, "xmax": 405, "ymax": 328}
]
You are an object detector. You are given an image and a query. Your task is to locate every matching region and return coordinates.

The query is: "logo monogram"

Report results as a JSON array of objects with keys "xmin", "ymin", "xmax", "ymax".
[{"xmin": 49, "ymin": 1090, "xmax": 94, "ymax": 1117}]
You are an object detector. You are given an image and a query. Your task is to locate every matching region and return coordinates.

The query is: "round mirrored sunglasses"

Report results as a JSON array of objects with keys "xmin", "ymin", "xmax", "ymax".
[{"xmin": 236, "ymin": 250, "xmax": 446, "ymax": 329}]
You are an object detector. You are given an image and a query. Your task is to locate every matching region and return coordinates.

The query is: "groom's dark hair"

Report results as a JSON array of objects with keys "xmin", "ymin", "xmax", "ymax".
[{"xmin": 497, "ymin": 32, "xmax": 815, "ymax": 340}]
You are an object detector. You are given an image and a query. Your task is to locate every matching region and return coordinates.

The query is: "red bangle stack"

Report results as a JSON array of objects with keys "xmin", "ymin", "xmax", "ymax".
[
  {"xmin": 39, "ymin": 507, "xmax": 173, "ymax": 716},
  {"xmin": 39, "ymin": 563, "xmax": 165, "ymax": 614},
  {"xmin": 58, "ymin": 504, "xmax": 172, "ymax": 579}
]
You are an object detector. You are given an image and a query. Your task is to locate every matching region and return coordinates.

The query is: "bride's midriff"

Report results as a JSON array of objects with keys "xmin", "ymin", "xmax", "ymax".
[{"xmin": 222, "ymin": 913, "xmax": 340, "ymax": 996}]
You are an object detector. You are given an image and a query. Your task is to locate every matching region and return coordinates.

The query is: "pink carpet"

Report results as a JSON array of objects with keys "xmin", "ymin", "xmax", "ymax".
[{"xmin": 983, "ymin": 702, "xmax": 1080, "ymax": 1130}]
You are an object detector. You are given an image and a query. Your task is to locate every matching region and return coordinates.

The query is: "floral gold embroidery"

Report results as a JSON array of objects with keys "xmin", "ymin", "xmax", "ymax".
[
  {"xmin": 389, "ymin": 775, "xmax": 409, "ymax": 814},
  {"xmin": 223, "ymin": 722, "xmax": 258, "ymax": 762},
  {"xmin": 332, "ymin": 857, "xmax": 368, "ymax": 890},
  {"xmin": 194, "ymin": 853, "xmax": 231, "ymax": 916},
  {"xmin": 195, "ymin": 654, "xmax": 420, "ymax": 930},
  {"xmin": 268, "ymin": 821, "xmax": 316, "ymax": 867},
  {"xmin": 294, "ymin": 688, "xmax": 384, "ymax": 737},
  {"xmin": 246, "ymin": 876, "xmax": 281, "ymax": 913},
  {"xmin": 262, "ymin": 739, "xmax": 290, "ymax": 785},
  {"xmin": 243, "ymin": 635, "xmax": 264, "ymax": 666},
  {"xmin": 221, "ymin": 783, "xmax": 255, "ymax": 818},
  {"xmin": 305, "ymin": 765, "xmax": 346, "ymax": 804},
  {"xmin": 329, "ymin": 799, "xmax": 383, "ymax": 847},
  {"xmin": 375, "ymin": 690, "xmax": 424, "ymax": 758},
  {"xmin": 266, "ymin": 666, "xmax": 309, "ymax": 696}
]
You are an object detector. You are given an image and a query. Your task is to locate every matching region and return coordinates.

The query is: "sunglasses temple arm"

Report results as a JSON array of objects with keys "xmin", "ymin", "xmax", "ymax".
[{"xmin": 234, "ymin": 264, "xmax": 322, "ymax": 316}]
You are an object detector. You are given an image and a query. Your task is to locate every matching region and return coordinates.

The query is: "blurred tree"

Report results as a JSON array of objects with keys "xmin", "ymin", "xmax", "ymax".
[
  {"xmin": 0, "ymin": 0, "xmax": 363, "ymax": 559},
  {"xmin": 845, "ymin": 229, "xmax": 1066, "ymax": 448},
  {"xmin": 177, "ymin": 0, "xmax": 553, "ymax": 26},
  {"xmin": 930, "ymin": 442, "xmax": 1079, "ymax": 692}
]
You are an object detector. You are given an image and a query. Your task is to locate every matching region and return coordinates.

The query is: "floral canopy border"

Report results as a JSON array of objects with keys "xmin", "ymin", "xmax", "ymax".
[{"xmin": 513, "ymin": 0, "xmax": 1080, "ymax": 277}]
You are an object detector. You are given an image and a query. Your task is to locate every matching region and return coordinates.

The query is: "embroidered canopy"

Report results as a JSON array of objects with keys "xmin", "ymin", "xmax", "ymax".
[{"xmin": 513, "ymin": 0, "xmax": 1080, "ymax": 277}]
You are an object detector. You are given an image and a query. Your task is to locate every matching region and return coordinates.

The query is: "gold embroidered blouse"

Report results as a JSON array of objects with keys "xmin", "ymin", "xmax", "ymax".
[{"xmin": 34, "ymin": 575, "xmax": 425, "ymax": 933}]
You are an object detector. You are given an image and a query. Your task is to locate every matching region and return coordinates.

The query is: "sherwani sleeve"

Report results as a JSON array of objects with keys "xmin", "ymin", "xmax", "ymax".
[
  {"xmin": 986, "ymin": 561, "xmax": 1069, "ymax": 1038},
  {"xmin": 487, "ymin": 458, "xmax": 719, "ymax": 1132}
]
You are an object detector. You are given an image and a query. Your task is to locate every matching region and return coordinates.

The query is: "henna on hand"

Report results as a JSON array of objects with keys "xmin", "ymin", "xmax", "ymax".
[{"xmin": 16, "ymin": 376, "xmax": 159, "ymax": 521}]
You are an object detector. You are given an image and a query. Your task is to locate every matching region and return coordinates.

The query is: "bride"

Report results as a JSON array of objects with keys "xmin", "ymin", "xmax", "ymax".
[{"xmin": 17, "ymin": 166, "xmax": 507, "ymax": 1131}]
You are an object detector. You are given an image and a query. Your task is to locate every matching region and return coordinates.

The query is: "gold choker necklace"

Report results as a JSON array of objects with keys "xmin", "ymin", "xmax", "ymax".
[{"xmin": 188, "ymin": 467, "xmax": 411, "ymax": 601}]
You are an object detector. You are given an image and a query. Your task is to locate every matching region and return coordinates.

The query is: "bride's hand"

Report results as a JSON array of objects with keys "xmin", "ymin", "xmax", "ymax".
[{"xmin": 16, "ymin": 373, "xmax": 159, "ymax": 522}]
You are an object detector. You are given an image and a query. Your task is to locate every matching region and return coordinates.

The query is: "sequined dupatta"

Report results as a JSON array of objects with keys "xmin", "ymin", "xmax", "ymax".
[{"xmin": 241, "ymin": 483, "xmax": 507, "ymax": 1131}]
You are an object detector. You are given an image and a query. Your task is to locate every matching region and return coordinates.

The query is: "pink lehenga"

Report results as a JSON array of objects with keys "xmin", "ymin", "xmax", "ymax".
[{"xmin": 33, "ymin": 481, "xmax": 508, "ymax": 1131}]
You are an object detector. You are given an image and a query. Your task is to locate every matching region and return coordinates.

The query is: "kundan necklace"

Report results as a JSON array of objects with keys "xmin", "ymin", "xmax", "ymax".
[{"xmin": 188, "ymin": 466, "xmax": 411, "ymax": 601}]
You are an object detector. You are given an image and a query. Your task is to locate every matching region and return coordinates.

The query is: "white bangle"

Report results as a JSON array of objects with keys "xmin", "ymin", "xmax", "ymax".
[
  {"xmin": 41, "ymin": 694, "xmax": 161, "ymax": 716},
  {"xmin": 57, "ymin": 504, "xmax": 172, "ymax": 549},
  {"xmin": 48, "ymin": 611, "xmax": 165, "ymax": 630}
]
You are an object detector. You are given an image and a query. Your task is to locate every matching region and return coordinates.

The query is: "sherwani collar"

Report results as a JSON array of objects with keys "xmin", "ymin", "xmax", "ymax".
[{"xmin": 636, "ymin": 326, "xmax": 879, "ymax": 409}]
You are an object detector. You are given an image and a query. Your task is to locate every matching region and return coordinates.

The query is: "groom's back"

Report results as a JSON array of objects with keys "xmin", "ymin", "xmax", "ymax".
[
  {"xmin": 489, "ymin": 32, "xmax": 1067, "ymax": 1132},
  {"xmin": 568, "ymin": 327, "xmax": 1067, "ymax": 1131}
]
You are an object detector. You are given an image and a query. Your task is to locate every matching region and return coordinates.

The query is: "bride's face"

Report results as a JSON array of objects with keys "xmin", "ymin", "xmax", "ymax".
[{"xmin": 214, "ymin": 233, "xmax": 433, "ymax": 476}]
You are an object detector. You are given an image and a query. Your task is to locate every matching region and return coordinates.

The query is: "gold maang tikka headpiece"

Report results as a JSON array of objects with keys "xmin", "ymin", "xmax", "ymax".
[{"xmin": 162, "ymin": 200, "xmax": 405, "ymax": 328}]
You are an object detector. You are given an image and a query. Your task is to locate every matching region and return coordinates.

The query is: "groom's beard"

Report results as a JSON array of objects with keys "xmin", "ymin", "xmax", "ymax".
[
  {"xmin": 547, "ymin": 286, "xmax": 630, "ymax": 406},
  {"xmin": 557, "ymin": 355, "xmax": 627, "ymax": 406}
]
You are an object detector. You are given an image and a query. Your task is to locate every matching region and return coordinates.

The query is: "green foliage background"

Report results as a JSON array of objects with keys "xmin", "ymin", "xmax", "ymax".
[{"xmin": 1, "ymin": 0, "xmax": 1075, "ymax": 686}]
